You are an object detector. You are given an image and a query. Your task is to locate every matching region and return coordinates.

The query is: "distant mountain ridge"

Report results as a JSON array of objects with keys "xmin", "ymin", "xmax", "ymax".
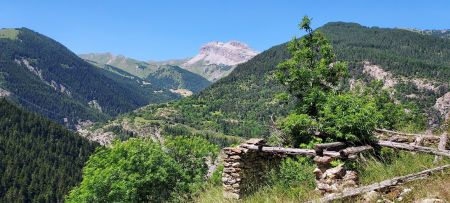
[
  {"xmin": 0, "ymin": 28, "xmax": 179, "ymax": 127},
  {"xmin": 401, "ymin": 28, "xmax": 450, "ymax": 39},
  {"xmin": 79, "ymin": 53, "xmax": 211, "ymax": 93},
  {"xmin": 80, "ymin": 40, "xmax": 258, "ymax": 82}
]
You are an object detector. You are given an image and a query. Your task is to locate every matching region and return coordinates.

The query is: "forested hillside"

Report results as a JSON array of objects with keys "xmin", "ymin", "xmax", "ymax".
[
  {"xmin": 86, "ymin": 22, "xmax": 450, "ymax": 143},
  {"xmin": 80, "ymin": 53, "xmax": 211, "ymax": 93},
  {"xmin": 0, "ymin": 28, "xmax": 179, "ymax": 127},
  {"xmin": 0, "ymin": 99, "xmax": 98, "ymax": 202},
  {"xmin": 146, "ymin": 65, "xmax": 212, "ymax": 92}
]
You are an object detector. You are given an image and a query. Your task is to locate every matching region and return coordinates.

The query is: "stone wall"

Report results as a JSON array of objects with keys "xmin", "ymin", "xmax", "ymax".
[
  {"xmin": 222, "ymin": 139, "xmax": 361, "ymax": 199},
  {"xmin": 222, "ymin": 139, "xmax": 282, "ymax": 199},
  {"xmin": 313, "ymin": 155, "xmax": 358, "ymax": 194}
]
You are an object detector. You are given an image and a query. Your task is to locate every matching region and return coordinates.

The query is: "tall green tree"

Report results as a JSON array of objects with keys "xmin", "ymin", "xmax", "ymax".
[
  {"xmin": 276, "ymin": 16, "xmax": 348, "ymax": 116},
  {"xmin": 276, "ymin": 16, "xmax": 382, "ymax": 145}
]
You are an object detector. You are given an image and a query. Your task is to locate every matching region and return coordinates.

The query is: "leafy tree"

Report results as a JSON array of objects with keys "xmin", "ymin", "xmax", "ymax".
[
  {"xmin": 275, "ymin": 17, "xmax": 388, "ymax": 145},
  {"xmin": 165, "ymin": 136, "xmax": 219, "ymax": 194},
  {"xmin": 276, "ymin": 16, "xmax": 348, "ymax": 116},
  {"xmin": 66, "ymin": 136, "xmax": 219, "ymax": 203},
  {"xmin": 66, "ymin": 139, "xmax": 187, "ymax": 203},
  {"xmin": 319, "ymin": 93, "xmax": 381, "ymax": 142}
]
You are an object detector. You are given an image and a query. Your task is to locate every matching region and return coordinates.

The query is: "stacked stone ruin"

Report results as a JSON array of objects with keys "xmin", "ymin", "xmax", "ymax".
[
  {"xmin": 313, "ymin": 155, "xmax": 359, "ymax": 194},
  {"xmin": 222, "ymin": 139, "xmax": 362, "ymax": 199},
  {"xmin": 222, "ymin": 139, "xmax": 282, "ymax": 199},
  {"xmin": 222, "ymin": 132, "xmax": 450, "ymax": 201}
]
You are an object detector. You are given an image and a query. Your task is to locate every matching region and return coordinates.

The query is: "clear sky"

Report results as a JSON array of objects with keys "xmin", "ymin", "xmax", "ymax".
[{"xmin": 1, "ymin": 0, "xmax": 449, "ymax": 61}]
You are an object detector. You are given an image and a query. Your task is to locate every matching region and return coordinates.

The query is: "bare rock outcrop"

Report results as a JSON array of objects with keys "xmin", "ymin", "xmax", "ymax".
[
  {"xmin": 362, "ymin": 61, "xmax": 397, "ymax": 88},
  {"xmin": 0, "ymin": 88, "xmax": 11, "ymax": 97},
  {"xmin": 434, "ymin": 92, "xmax": 450, "ymax": 120},
  {"xmin": 184, "ymin": 41, "xmax": 258, "ymax": 67}
]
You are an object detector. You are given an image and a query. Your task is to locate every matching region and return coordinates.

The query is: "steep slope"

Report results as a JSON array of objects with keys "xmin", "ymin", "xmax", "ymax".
[
  {"xmin": 181, "ymin": 41, "xmax": 259, "ymax": 81},
  {"xmin": 0, "ymin": 99, "xmax": 98, "ymax": 202},
  {"xmin": 85, "ymin": 22, "xmax": 450, "ymax": 143},
  {"xmin": 79, "ymin": 53, "xmax": 211, "ymax": 93},
  {"xmin": 0, "ymin": 28, "xmax": 178, "ymax": 127},
  {"xmin": 79, "ymin": 52, "xmax": 159, "ymax": 78},
  {"xmin": 146, "ymin": 65, "xmax": 212, "ymax": 93}
]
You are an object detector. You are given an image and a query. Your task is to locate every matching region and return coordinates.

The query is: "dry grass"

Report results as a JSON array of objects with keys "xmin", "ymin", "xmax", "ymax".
[
  {"xmin": 194, "ymin": 185, "xmax": 321, "ymax": 203},
  {"xmin": 402, "ymin": 171, "xmax": 450, "ymax": 202}
]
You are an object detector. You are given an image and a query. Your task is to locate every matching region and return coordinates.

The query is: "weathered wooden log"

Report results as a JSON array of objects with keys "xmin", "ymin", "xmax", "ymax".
[
  {"xmin": 339, "ymin": 145, "xmax": 373, "ymax": 157},
  {"xmin": 414, "ymin": 135, "xmax": 424, "ymax": 146},
  {"xmin": 375, "ymin": 128, "xmax": 440, "ymax": 141},
  {"xmin": 438, "ymin": 133, "xmax": 448, "ymax": 150},
  {"xmin": 435, "ymin": 133, "xmax": 448, "ymax": 162},
  {"xmin": 240, "ymin": 144, "xmax": 317, "ymax": 157},
  {"xmin": 377, "ymin": 140, "xmax": 450, "ymax": 157},
  {"xmin": 308, "ymin": 164, "xmax": 450, "ymax": 203},
  {"xmin": 314, "ymin": 142, "xmax": 346, "ymax": 156},
  {"xmin": 239, "ymin": 144, "xmax": 343, "ymax": 158}
]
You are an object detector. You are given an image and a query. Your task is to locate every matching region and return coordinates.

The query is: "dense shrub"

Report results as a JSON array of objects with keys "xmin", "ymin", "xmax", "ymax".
[{"xmin": 66, "ymin": 136, "xmax": 218, "ymax": 202}]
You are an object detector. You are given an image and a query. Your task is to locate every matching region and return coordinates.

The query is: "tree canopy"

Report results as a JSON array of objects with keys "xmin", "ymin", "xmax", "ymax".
[
  {"xmin": 66, "ymin": 136, "xmax": 218, "ymax": 202},
  {"xmin": 275, "ymin": 16, "xmax": 419, "ymax": 146}
]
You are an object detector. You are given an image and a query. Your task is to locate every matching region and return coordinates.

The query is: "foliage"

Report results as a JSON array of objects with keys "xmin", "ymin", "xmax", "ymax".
[
  {"xmin": 269, "ymin": 157, "xmax": 316, "ymax": 190},
  {"xmin": 67, "ymin": 136, "xmax": 218, "ymax": 202},
  {"xmin": 66, "ymin": 139, "xmax": 187, "ymax": 203},
  {"xmin": 356, "ymin": 80, "xmax": 427, "ymax": 131},
  {"xmin": 276, "ymin": 16, "xmax": 348, "ymax": 116},
  {"xmin": 0, "ymin": 99, "xmax": 98, "ymax": 202},
  {"xmin": 165, "ymin": 136, "xmax": 219, "ymax": 194},
  {"xmin": 277, "ymin": 113, "xmax": 318, "ymax": 146},
  {"xmin": 276, "ymin": 16, "xmax": 383, "ymax": 144},
  {"xmin": 319, "ymin": 93, "xmax": 382, "ymax": 143}
]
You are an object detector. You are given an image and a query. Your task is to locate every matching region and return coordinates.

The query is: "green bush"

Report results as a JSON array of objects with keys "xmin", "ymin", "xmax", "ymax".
[
  {"xmin": 165, "ymin": 136, "xmax": 219, "ymax": 194},
  {"xmin": 66, "ymin": 139, "xmax": 187, "ymax": 203},
  {"xmin": 319, "ymin": 93, "xmax": 382, "ymax": 143},
  {"xmin": 267, "ymin": 157, "xmax": 316, "ymax": 199},
  {"xmin": 66, "ymin": 137, "xmax": 218, "ymax": 203}
]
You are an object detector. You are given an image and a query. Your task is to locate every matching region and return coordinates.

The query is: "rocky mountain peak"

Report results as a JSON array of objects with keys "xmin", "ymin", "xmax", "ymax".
[{"xmin": 184, "ymin": 41, "xmax": 258, "ymax": 67}]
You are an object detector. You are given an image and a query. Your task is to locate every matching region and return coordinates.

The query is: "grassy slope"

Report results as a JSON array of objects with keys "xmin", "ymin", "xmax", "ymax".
[{"xmin": 0, "ymin": 28, "xmax": 19, "ymax": 40}]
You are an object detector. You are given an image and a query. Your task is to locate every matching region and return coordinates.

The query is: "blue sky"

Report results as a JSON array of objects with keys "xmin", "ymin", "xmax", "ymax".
[{"xmin": 1, "ymin": 0, "xmax": 449, "ymax": 60}]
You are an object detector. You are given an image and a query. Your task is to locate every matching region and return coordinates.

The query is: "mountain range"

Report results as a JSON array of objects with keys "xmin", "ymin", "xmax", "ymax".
[
  {"xmin": 80, "ymin": 40, "xmax": 258, "ymax": 82},
  {"xmin": 2, "ymin": 21, "xmax": 450, "ymax": 201},
  {"xmin": 0, "ymin": 28, "xmax": 184, "ymax": 128},
  {"xmin": 82, "ymin": 22, "xmax": 450, "ymax": 144}
]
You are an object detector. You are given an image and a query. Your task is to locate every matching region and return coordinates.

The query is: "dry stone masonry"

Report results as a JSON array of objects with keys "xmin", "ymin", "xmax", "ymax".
[
  {"xmin": 313, "ymin": 155, "xmax": 359, "ymax": 194},
  {"xmin": 222, "ymin": 139, "xmax": 282, "ymax": 199}
]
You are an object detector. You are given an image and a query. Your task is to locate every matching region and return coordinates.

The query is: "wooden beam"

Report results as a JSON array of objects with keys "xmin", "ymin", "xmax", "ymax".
[
  {"xmin": 314, "ymin": 142, "xmax": 346, "ymax": 156},
  {"xmin": 375, "ymin": 128, "xmax": 440, "ymax": 141},
  {"xmin": 308, "ymin": 164, "xmax": 450, "ymax": 203},
  {"xmin": 377, "ymin": 140, "xmax": 450, "ymax": 157},
  {"xmin": 339, "ymin": 145, "xmax": 373, "ymax": 157},
  {"xmin": 240, "ymin": 144, "xmax": 342, "ymax": 158},
  {"xmin": 435, "ymin": 133, "xmax": 448, "ymax": 162},
  {"xmin": 240, "ymin": 144, "xmax": 317, "ymax": 157}
]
